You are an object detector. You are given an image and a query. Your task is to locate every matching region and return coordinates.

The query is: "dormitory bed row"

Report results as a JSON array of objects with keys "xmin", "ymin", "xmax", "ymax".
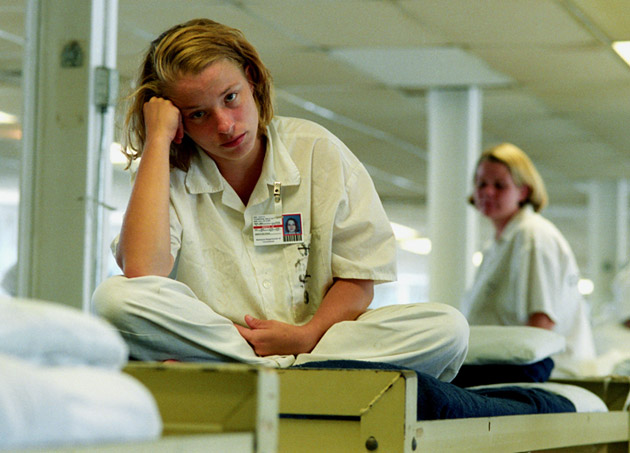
[
  {"xmin": 120, "ymin": 360, "xmax": 630, "ymax": 453},
  {"xmin": 2, "ymin": 295, "xmax": 630, "ymax": 452}
]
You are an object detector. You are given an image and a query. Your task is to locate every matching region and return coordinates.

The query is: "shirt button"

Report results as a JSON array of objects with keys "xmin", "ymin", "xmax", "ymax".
[{"xmin": 263, "ymin": 280, "xmax": 271, "ymax": 289}]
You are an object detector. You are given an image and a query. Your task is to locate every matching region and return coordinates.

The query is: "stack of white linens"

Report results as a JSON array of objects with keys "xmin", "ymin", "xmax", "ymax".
[{"xmin": 0, "ymin": 296, "xmax": 162, "ymax": 450}]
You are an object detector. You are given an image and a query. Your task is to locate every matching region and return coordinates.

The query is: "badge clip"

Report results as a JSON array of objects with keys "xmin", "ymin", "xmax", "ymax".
[{"xmin": 273, "ymin": 181, "xmax": 281, "ymax": 203}]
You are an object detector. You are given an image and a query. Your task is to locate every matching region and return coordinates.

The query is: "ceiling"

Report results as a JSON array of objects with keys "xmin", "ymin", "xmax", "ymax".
[{"xmin": 1, "ymin": 0, "xmax": 630, "ymax": 237}]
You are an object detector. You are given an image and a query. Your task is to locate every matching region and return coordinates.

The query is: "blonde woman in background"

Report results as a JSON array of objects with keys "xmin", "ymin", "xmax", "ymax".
[{"xmin": 461, "ymin": 143, "xmax": 595, "ymax": 377}]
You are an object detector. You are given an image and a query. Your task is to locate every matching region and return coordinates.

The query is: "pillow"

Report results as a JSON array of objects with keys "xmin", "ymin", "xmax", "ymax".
[
  {"xmin": 0, "ymin": 354, "xmax": 161, "ymax": 450},
  {"xmin": 0, "ymin": 296, "xmax": 128, "ymax": 369},
  {"xmin": 464, "ymin": 325, "xmax": 566, "ymax": 365}
]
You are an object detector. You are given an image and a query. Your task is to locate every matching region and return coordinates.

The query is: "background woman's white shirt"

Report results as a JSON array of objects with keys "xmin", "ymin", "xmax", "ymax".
[{"xmin": 461, "ymin": 205, "xmax": 595, "ymax": 370}]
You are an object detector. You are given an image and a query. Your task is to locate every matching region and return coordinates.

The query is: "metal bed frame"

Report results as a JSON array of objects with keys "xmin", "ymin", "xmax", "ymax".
[{"xmin": 122, "ymin": 363, "xmax": 630, "ymax": 453}]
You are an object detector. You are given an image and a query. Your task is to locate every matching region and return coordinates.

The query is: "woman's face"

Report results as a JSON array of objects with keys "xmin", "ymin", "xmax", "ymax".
[
  {"xmin": 287, "ymin": 219, "xmax": 297, "ymax": 232},
  {"xmin": 473, "ymin": 159, "xmax": 529, "ymax": 231},
  {"xmin": 166, "ymin": 59, "xmax": 262, "ymax": 167}
]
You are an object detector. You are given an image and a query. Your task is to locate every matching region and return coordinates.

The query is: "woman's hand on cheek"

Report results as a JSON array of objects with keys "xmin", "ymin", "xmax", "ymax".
[{"xmin": 143, "ymin": 97, "xmax": 183, "ymax": 145}]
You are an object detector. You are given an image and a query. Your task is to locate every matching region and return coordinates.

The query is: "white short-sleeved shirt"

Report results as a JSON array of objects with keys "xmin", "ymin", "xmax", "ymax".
[
  {"xmin": 167, "ymin": 116, "xmax": 396, "ymax": 325},
  {"xmin": 461, "ymin": 205, "xmax": 595, "ymax": 363}
]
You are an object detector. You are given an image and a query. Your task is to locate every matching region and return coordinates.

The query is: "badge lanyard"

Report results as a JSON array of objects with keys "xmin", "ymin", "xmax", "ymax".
[{"xmin": 253, "ymin": 181, "xmax": 303, "ymax": 246}]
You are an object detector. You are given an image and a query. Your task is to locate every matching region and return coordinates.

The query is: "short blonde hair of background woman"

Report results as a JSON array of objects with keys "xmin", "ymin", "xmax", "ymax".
[{"xmin": 469, "ymin": 142, "xmax": 548, "ymax": 212}]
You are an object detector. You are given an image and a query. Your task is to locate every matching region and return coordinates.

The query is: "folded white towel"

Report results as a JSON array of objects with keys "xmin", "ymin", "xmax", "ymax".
[
  {"xmin": 0, "ymin": 296, "xmax": 128, "ymax": 368},
  {"xmin": 0, "ymin": 354, "xmax": 162, "ymax": 450}
]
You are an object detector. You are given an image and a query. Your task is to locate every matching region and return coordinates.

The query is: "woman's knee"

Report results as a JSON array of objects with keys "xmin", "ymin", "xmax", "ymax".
[
  {"xmin": 440, "ymin": 304, "xmax": 470, "ymax": 354},
  {"xmin": 420, "ymin": 303, "xmax": 469, "ymax": 349},
  {"xmin": 91, "ymin": 275, "xmax": 146, "ymax": 325},
  {"xmin": 92, "ymin": 276, "xmax": 125, "ymax": 321},
  {"xmin": 92, "ymin": 275, "xmax": 189, "ymax": 325},
  {"xmin": 363, "ymin": 302, "xmax": 469, "ymax": 352},
  {"xmin": 405, "ymin": 302, "xmax": 469, "ymax": 354}
]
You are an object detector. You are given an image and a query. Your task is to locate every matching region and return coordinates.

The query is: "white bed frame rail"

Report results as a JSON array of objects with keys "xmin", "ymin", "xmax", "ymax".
[
  {"xmin": 275, "ymin": 367, "xmax": 630, "ymax": 453},
  {"xmin": 44, "ymin": 363, "xmax": 627, "ymax": 453}
]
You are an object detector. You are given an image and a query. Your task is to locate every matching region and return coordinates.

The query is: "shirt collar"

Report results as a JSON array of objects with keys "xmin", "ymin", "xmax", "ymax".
[
  {"xmin": 498, "ymin": 204, "xmax": 534, "ymax": 243},
  {"xmin": 184, "ymin": 120, "xmax": 301, "ymax": 195},
  {"xmin": 184, "ymin": 147, "xmax": 225, "ymax": 195},
  {"xmin": 260, "ymin": 120, "xmax": 301, "ymax": 188}
]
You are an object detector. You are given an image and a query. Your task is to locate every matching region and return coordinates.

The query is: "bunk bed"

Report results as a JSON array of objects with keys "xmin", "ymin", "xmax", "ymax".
[
  {"xmin": 4, "ymin": 296, "xmax": 629, "ymax": 453},
  {"xmin": 124, "ymin": 361, "xmax": 630, "ymax": 453}
]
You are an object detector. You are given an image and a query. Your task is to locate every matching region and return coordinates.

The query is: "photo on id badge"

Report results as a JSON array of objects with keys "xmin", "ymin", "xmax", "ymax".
[{"xmin": 283, "ymin": 214, "xmax": 302, "ymax": 243}]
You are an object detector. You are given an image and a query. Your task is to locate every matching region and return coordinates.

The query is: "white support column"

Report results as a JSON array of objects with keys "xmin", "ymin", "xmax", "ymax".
[
  {"xmin": 18, "ymin": 0, "xmax": 118, "ymax": 310},
  {"xmin": 586, "ymin": 180, "xmax": 622, "ymax": 313},
  {"xmin": 616, "ymin": 179, "xmax": 629, "ymax": 267},
  {"xmin": 426, "ymin": 87, "xmax": 482, "ymax": 309}
]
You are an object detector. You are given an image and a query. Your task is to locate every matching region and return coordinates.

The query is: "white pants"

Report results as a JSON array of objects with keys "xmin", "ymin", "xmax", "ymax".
[{"xmin": 92, "ymin": 276, "xmax": 469, "ymax": 381}]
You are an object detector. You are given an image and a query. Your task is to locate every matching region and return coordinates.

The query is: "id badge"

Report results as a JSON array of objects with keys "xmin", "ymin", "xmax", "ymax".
[{"xmin": 253, "ymin": 213, "xmax": 303, "ymax": 246}]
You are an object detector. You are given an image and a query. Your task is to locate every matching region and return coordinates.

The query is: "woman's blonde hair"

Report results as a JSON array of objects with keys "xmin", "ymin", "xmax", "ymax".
[
  {"xmin": 469, "ymin": 142, "xmax": 548, "ymax": 212},
  {"xmin": 122, "ymin": 18, "xmax": 274, "ymax": 171}
]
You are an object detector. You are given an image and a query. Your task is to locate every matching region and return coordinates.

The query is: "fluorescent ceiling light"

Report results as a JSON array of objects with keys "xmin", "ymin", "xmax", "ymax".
[
  {"xmin": 390, "ymin": 222, "xmax": 418, "ymax": 240},
  {"xmin": 390, "ymin": 222, "xmax": 432, "ymax": 255},
  {"xmin": 399, "ymin": 238, "xmax": 432, "ymax": 256},
  {"xmin": 0, "ymin": 111, "xmax": 18, "ymax": 125},
  {"xmin": 613, "ymin": 41, "xmax": 630, "ymax": 68}
]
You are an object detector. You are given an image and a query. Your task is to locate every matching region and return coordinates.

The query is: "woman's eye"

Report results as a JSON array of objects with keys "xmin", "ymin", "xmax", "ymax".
[
  {"xmin": 225, "ymin": 92, "xmax": 237, "ymax": 103},
  {"xmin": 190, "ymin": 111, "xmax": 205, "ymax": 119}
]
